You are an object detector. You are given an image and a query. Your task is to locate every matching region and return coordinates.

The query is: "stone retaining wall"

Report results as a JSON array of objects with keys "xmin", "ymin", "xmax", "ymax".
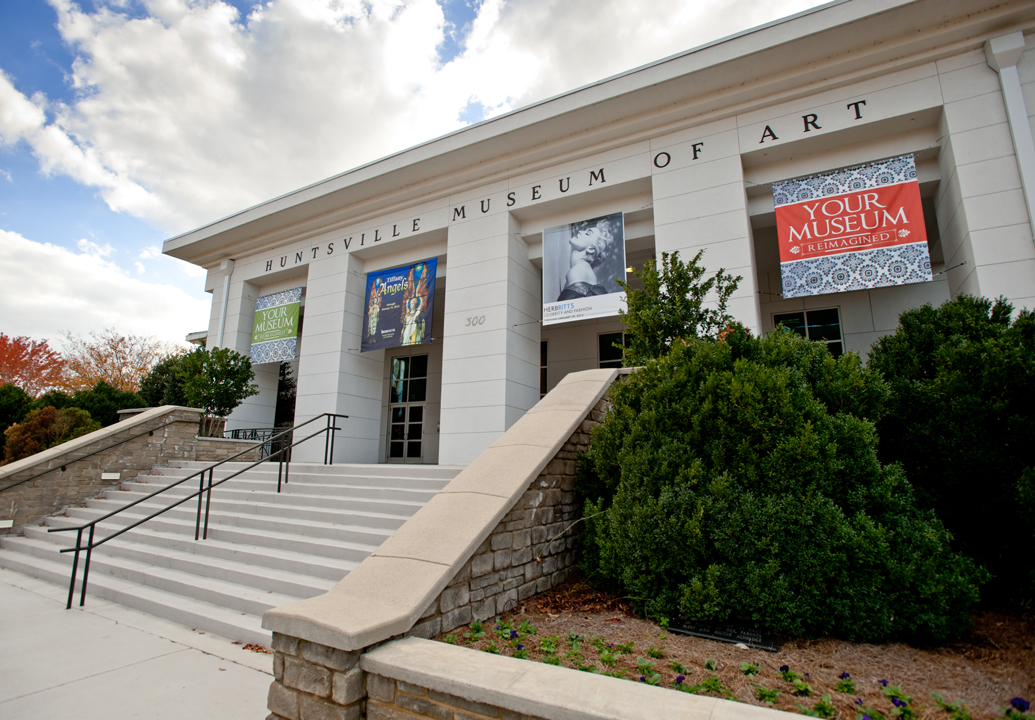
[
  {"xmin": 0, "ymin": 406, "xmax": 204, "ymax": 535},
  {"xmin": 0, "ymin": 406, "xmax": 262, "ymax": 534},
  {"xmin": 408, "ymin": 395, "xmax": 608, "ymax": 640}
]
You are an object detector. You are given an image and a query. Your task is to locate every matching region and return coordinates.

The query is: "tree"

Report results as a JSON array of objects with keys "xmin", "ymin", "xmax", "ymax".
[
  {"xmin": 618, "ymin": 251, "xmax": 740, "ymax": 366},
  {"xmin": 138, "ymin": 354, "xmax": 189, "ymax": 407},
  {"xmin": 61, "ymin": 328, "xmax": 179, "ymax": 393},
  {"xmin": 578, "ymin": 328, "xmax": 985, "ymax": 643},
  {"xmin": 869, "ymin": 295, "xmax": 1035, "ymax": 598},
  {"xmin": 4, "ymin": 406, "xmax": 100, "ymax": 464},
  {"xmin": 0, "ymin": 334, "xmax": 66, "ymax": 397},
  {"xmin": 179, "ymin": 347, "xmax": 259, "ymax": 434}
]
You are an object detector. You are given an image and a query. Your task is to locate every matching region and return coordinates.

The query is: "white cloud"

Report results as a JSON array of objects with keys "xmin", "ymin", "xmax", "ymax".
[
  {"xmin": 0, "ymin": 229, "xmax": 209, "ymax": 346},
  {"xmin": 1, "ymin": 0, "xmax": 825, "ymax": 236}
]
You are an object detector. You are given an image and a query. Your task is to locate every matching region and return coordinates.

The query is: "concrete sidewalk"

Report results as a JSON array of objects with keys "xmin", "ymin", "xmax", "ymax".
[{"xmin": 0, "ymin": 567, "xmax": 272, "ymax": 719}]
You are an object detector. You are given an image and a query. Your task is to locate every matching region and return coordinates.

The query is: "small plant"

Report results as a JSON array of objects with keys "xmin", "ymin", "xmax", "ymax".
[
  {"xmin": 647, "ymin": 646, "xmax": 665, "ymax": 659},
  {"xmin": 604, "ymin": 669, "xmax": 628, "ymax": 679},
  {"xmin": 836, "ymin": 672, "xmax": 857, "ymax": 694},
  {"xmin": 932, "ymin": 692, "xmax": 974, "ymax": 720},
  {"xmin": 518, "ymin": 619, "xmax": 537, "ymax": 636},
  {"xmin": 484, "ymin": 641, "xmax": 499, "ymax": 654},
  {"xmin": 464, "ymin": 619, "xmax": 486, "ymax": 642},
  {"xmin": 882, "ymin": 685, "xmax": 915, "ymax": 720},
  {"xmin": 512, "ymin": 643, "xmax": 528, "ymax": 660},
  {"xmin": 798, "ymin": 694, "xmax": 836, "ymax": 719},
  {"xmin": 598, "ymin": 649, "xmax": 618, "ymax": 667},
  {"xmin": 614, "ymin": 641, "xmax": 635, "ymax": 654},
  {"xmin": 634, "ymin": 657, "xmax": 662, "ymax": 685},
  {"xmin": 858, "ymin": 705, "xmax": 888, "ymax": 720},
  {"xmin": 1003, "ymin": 698, "xmax": 1032, "ymax": 720},
  {"xmin": 704, "ymin": 658, "xmax": 718, "ymax": 671},
  {"xmin": 740, "ymin": 661, "xmax": 760, "ymax": 676},
  {"xmin": 444, "ymin": 634, "xmax": 457, "ymax": 645},
  {"xmin": 567, "ymin": 632, "xmax": 583, "ymax": 649},
  {"xmin": 495, "ymin": 619, "xmax": 513, "ymax": 639},
  {"xmin": 682, "ymin": 676, "xmax": 733, "ymax": 699},
  {"xmin": 757, "ymin": 687, "xmax": 781, "ymax": 704},
  {"xmin": 669, "ymin": 660, "xmax": 686, "ymax": 674}
]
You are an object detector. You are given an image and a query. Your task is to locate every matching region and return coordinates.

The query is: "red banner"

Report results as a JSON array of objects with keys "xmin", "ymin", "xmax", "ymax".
[{"xmin": 776, "ymin": 181, "xmax": 926, "ymax": 262}]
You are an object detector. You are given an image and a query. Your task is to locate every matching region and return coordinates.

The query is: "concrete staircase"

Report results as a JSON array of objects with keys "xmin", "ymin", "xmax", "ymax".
[{"xmin": 0, "ymin": 460, "xmax": 459, "ymax": 646}]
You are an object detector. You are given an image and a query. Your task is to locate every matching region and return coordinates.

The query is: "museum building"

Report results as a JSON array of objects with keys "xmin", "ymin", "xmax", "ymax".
[{"xmin": 163, "ymin": 0, "xmax": 1035, "ymax": 467}]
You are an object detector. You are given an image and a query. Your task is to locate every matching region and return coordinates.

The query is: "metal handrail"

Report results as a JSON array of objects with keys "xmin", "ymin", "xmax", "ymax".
[
  {"xmin": 0, "ymin": 417, "xmax": 184, "ymax": 494},
  {"xmin": 48, "ymin": 412, "xmax": 347, "ymax": 609}
]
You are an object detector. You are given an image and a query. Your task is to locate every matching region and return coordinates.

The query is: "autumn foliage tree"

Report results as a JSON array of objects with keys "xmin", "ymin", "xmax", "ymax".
[
  {"xmin": 61, "ymin": 328, "xmax": 180, "ymax": 393},
  {"xmin": 0, "ymin": 334, "xmax": 66, "ymax": 397}
]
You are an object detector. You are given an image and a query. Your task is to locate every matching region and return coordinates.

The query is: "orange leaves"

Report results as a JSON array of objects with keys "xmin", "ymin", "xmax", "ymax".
[{"xmin": 0, "ymin": 334, "xmax": 66, "ymax": 398}]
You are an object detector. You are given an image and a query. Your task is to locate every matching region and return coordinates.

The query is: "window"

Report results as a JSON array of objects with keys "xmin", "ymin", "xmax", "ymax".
[
  {"xmin": 772, "ymin": 308, "xmax": 843, "ymax": 357},
  {"xmin": 599, "ymin": 332, "xmax": 626, "ymax": 369},
  {"xmin": 540, "ymin": 341, "xmax": 548, "ymax": 398}
]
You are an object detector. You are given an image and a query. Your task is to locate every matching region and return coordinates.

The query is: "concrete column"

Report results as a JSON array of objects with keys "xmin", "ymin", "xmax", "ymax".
[
  {"xmin": 651, "ymin": 127, "xmax": 761, "ymax": 334},
  {"xmin": 293, "ymin": 253, "xmax": 383, "ymax": 463},
  {"xmin": 439, "ymin": 212, "xmax": 540, "ymax": 466},
  {"xmin": 986, "ymin": 32, "xmax": 1035, "ymax": 242},
  {"xmin": 220, "ymin": 277, "xmax": 279, "ymax": 431},
  {"xmin": 213, "ymin": 259, "xmax": 235, "ymax": 349},
  {"xmin": 936, "ymin": 46, "xmax": 1035, "ymax": 308}
]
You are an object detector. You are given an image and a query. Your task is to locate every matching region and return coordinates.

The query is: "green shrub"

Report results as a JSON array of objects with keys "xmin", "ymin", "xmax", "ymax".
[
  {"xmin": 869, "ymin": 296, "xmax": 1035, "ymax": 598},
  {"xmin": 138, "ymin": 354, "xmax": 189, "ymax": 407},
  {"xmin": 4, "ymin": 406, "xmax": 101, "ymax": 463},
  {"xmin": 178, "ymin": 346, "xmax": 259, "ymax": 420},
  {"xmin": 578, "ymin": 328, "xmax": 986, "ymax": 643},
  {"xmin": 69, "ymin": 381, "xmax": 145, "ymax": 427},
  {"xmin": 0, "ymin": 383, "xmax": 32, "ymax": 453}
]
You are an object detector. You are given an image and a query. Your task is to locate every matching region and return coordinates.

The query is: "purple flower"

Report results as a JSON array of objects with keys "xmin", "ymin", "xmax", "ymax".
[
  {"xmin": 780, "ymin": 665, "xmax": 789, "ymax": 674},
  {"xmin": 878, "ymin": 680, "xmax": 889, "ymax": 687},
  {"xmin": 806, "ymin": 673, "xmax": 811, "ymax": 679},
  {"xmin": 892, "ymin": 698, "xmax": 906, "ymax": 708},
  {"xmin": 864, "ymin": 715, "xmax": 874, "ymax": 720},
  {"xmin": 676, "ymin": 675, "xmax": 686, "ymax": 685},
  {"xmin": 515, "ymin": 644, "xmax": 524, "ymax": 651},
  {"xmin": 856, "ymin": 699, "xmax": 864, "ymax": 706},
  {"xmin": 839, "ymin": 672, "xmax": 851, "ymax": 680},
  {"xmin": 639, "ymin": 676, "xmax": 646, "ymax": 682},
  {"xmin": 1010, "ymin": 698, "xmax": 1030, "ymax": 713}
]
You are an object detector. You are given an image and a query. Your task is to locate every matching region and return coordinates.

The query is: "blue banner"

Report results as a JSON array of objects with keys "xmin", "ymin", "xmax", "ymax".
[{"xmin": 361, "ymin": 258, "xmax": 437, "ymax": 352}]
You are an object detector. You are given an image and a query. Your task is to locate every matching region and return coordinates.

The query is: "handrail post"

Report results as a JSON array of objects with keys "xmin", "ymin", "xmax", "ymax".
[
  {"xmin": 277, "ymin": 451, "xmax": 283, "ymax": 493},
  {"xmin": 329, "ymin": 414, "xmax": 337, "ymax": 465},
  {"xmin": 66, "ymin": 527, "xmax": 83, "ymax": 610},
  {"xmin": 194, "ymin": 472, "xmax": 204, "ymax": 541},
  {"xmin": 79, "ymin": 524, "xmax": 95, "ymax": 607},
  {"xmin": 202, "ymin": 468, "xmax": 214, "ymax": 540},
  {"xmin": 323, "ymin": 414, "xmax": 331, "ymax": 465}
]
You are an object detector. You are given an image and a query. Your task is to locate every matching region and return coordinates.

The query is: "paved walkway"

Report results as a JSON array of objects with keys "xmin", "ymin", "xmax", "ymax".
[{"xmin": 0, "ymin": 567, "xmax": 272, "ymax": 719}]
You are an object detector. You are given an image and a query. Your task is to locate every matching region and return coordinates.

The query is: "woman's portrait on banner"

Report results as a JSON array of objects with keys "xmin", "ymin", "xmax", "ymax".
[{"xmin": 542, "ymin": 212, "xmax": 626, "ymax": 326}]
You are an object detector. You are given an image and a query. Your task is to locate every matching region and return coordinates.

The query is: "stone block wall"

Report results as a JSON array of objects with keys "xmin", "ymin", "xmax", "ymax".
[
  {"xmin": 365, "ymin": 672, "xmax": 544, "ymax": 720},
  {"xmin": 0, "ymin": 407, "xmax": 205, "ymax": 535},
  {"xmin": 267, "ymin": 634, "xmax": 365, "ymax": 720},
  {"xmin": 407, "ymin": 395, "xmax": 609, "ymax": 640},
  {"xmin": 194, "ymin": 436, "xmax": 263, "ymax": 464}
]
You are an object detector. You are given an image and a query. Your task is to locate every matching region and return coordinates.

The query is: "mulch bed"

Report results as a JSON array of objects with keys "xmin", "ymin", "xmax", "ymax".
[{"xmin": 433, "ymin": 575, "xmax": 1034, "ymax": 720}]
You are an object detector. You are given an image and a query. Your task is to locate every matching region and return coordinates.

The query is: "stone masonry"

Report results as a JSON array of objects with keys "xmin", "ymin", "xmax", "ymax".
[
  {"xmin": 0, "ymin": 407, "xmax": 260, "ymax": 535},
  {"xmin": 407, "ymin": 394, "xmax": 610, "ymax": 640},
  {"xmin": 265, "ymin": 394, "xmax": 611, "ymax": 720}
]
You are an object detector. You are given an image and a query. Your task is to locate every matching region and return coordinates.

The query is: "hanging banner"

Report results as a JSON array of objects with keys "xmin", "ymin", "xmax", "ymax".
[
  {"xmin": 774, "ymin": 154, "xmax": 931, "ymax": 299},
  {"xmin": 361, "ymin": 258, "xmax": 437, "ymax": 352},
  {"xmin": 542, "ymin": 211, "xmax": 626, "ymax": 326},
  {"xmin": 251, "ymin": 287, "xmax": 302, "ymax": 364}
]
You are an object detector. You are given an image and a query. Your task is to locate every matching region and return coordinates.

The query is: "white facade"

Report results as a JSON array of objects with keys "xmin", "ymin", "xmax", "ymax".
[{"xmin": 165, "ymin": 0, "xmax": 1035, "ymax": 467}]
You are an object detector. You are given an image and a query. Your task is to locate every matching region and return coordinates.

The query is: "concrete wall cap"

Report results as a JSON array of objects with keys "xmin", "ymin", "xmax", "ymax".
[
  {"xmin": 363, "ymin": 637, "xmax": 797, "ymax": 720},
  {"xmin": 0, "ymin": 405, "xmax": 202, "ymax": 481}
]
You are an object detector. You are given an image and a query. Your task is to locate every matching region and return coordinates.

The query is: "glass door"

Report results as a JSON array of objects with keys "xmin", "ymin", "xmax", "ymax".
[{"xmin": 387, "ymin": 354, "xmax": 428, "ymax": 463}]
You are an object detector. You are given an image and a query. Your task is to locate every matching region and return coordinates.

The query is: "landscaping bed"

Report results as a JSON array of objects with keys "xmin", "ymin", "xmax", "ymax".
[{"xmin": 433, "ymin": 575, "xmax": 1033, "ymax": 720}]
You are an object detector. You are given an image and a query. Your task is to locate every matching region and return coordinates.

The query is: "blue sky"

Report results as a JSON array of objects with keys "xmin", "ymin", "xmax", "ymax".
[{"xmin": 0, "ymin": 0, "xmax": 823, "ymax": 345}]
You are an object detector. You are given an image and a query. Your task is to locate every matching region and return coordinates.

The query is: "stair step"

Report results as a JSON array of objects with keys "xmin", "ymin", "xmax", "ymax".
[{"xmin": 0, "ymin": 462, "xmax": 454, "ymax": 645}]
